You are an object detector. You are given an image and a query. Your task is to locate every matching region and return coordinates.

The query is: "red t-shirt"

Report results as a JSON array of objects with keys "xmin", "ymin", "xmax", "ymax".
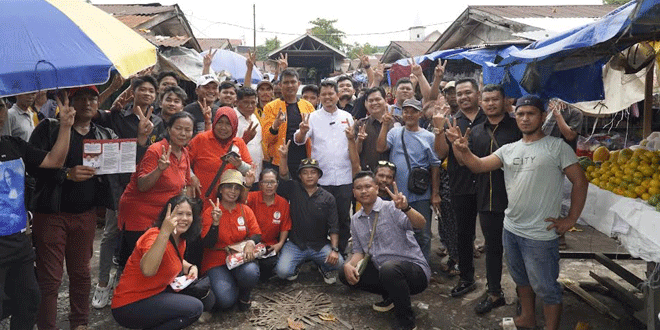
[
  {"xmin": 111, "ymin": 228, "xmax": 186, "ymax": 309},
  {"xmin": 118, "ymin": 139, "xmax": 191, "ymax": 231},
  {"xmin": 188, "ymin": 131, "xmax": 252, "ymax": 209},
  {"xmin": 246, "ymin": 191, "xmax": 291, "ymax": 246},
  {"xmin": 200, "ymin": 203, "xmax": 261, "ymax": 274}
]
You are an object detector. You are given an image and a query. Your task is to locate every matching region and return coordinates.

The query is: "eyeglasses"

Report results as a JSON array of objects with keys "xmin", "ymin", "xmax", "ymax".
[
  {"xmin": 377, "ymin": 160, "xmax": 396, "ymax": 170},
  {"xmin": 260, "ymin": 180, "xmax": 277, "ymax": 187}
]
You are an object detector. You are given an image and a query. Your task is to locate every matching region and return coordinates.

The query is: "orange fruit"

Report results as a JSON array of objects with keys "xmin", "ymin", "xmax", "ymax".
[
  {"xmin": 634, "ymin": 185, "xmax": 647, "ymax": 196},
  {"xmin": 642, "ymin": 193, "xmax": 651, "ymax": 201},
  {"xmin": 649, "ymin": 186, "xmax": 660, "ymax": 196},
  {"xmin": 593, "ymin": 146, "xmax": 610, "ymax": 162}
]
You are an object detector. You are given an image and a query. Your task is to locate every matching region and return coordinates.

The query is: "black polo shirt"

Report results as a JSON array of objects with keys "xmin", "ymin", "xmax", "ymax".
[
  {"xmin": 183, "ymin": 101, "xmax": 219, "ymax": 135},
  {"xmin": 469, "ymin": 115, "xmax": 522, "ymax": 212},
  {"xmin": 277, "ymin": 179, "xmax": 338, "ymax": 251},
  {"xmin": 446, "ymin": 109, "xmax": 487, "ymax": 196},
  {"xmin": 355, "ymin": 115, "xmax": 403, "ymax": 172},
  {"xmin": 0, "ymin": 136, "xmax": 47, "ymax": 264}
]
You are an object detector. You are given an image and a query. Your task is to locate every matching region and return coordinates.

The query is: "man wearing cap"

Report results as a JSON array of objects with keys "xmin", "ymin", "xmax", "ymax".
[
  {"xmin": 449, "ymin": 95, "xmax": 588, "ymax": 330},
  {"xmin": 434, "ymin": 77, "xmax": 487, "ymax": 297},
  {"xmin": 255, "ymin": 80, "xmax": 275, "ymax": 119},
  {"xmin": 184, "ymin": 74, "xmax": 220, "ymax": 134},
  {"xmin": 377, "ymin": 98, "xmax": 441, "ymax": 264},
  {"xmin": 29, "ymin": 86, "xmax": 130, "ymax": 330},
  {"xmin": 442, "ymin": 81, "xmax": 459, "ymax": 116},
  {"xmin": 294, "ymin": 80, "xmax": 355, "ymax": 255},
  {"xmin": 274, "ymin": 143, "xmax": 344, "ymax": 284},
  {"xmin": 234, "ymin": 87, "xmax": 263, "ymax": 184}
]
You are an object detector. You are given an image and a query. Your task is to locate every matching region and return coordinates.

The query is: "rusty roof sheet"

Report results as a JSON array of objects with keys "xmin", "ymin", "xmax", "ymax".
[
  {"xmin": 144, "ymin": 35, "xmax": 191, "ymax": 48},
  {"xmin": 392, "ymin": 41, "xmax": 436, "ymax": 57},
  {"xmin": 472, "ymin": 5, "xmax": 620, "ymax": 19},
  {"xmin": 96, "ymin": 4, "xmax": 175, "ymax": 16},
  {"xmin": 198, "ymin": 38, "xmax": 231, "ymax": 50},
  {"xmin": 115, "ymin": 14, "xmax": 154, "ymax": 28}
]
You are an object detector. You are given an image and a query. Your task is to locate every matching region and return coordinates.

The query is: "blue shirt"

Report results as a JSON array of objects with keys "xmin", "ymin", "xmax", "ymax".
[{"xmin": 386, "ymin": 126, "xmax": 441, "ymax": 202}]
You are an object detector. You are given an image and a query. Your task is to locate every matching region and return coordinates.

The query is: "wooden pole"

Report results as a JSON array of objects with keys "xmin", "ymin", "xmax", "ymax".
[
  {"xmin": 643, "ymin": 61, "xmax": 655, "ymax": 138},
  {"xmin": 253, "ymin": 4, "xmax": 256, "ymax": 50}
]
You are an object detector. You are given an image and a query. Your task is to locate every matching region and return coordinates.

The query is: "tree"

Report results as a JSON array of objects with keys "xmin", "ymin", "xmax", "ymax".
[
  {"xmin": 256, "ymin": 36, "xmax": 280, "ymax": 61},
  {"xmin": 346, "ymin": 42, "xmax": 380, "ymax": 59},
  {"xmin": 602, "ymin": 0, "xmax": 630, "ymax": 4},
  {"xmin": 309, "ymin": 18, "xmax": 346, "ymax": 51}
]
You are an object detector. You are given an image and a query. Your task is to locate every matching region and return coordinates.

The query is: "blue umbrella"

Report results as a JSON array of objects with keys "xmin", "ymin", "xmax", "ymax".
[
  {"xmin": 0, "ymin": 0, "xmax": 157, "ymax": 97},
  {"xmin": 201, "ymin": 49, "xmax": 263, "ymax": 84}
]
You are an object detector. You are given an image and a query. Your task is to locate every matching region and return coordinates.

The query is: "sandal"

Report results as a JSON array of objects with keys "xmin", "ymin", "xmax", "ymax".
[
  {"xmin": 440, "ymin": 259, "xmax": 460, "ymax": 277},
  {"xmin": 436, "ymin": 247, "xmax": 448, "ymax": 257}
]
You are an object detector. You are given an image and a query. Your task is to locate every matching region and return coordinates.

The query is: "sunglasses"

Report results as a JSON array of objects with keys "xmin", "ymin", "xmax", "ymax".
[
  {"xmin": 301, "ymin": 158, "xmax": 319, "ymax": 166},
  {"xmin": 377, "ymin": 160, "xmax": 396, "ymax": 169}
]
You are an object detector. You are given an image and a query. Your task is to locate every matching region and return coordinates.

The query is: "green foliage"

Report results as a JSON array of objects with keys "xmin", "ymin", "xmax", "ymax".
[
  {"xmin": 346, "ymin": 42, "xmax": 380, "ymax": 59},
  {"xmin": 308, "ymin": 18, "xmax": 346, "ymax": 51},
  {"xmin": 256, "ymin": 37, "xmax": 281, "ymax": 61},
  {"xmin": 602, "ymin": 0, "xmax": 630, "ymax": 4}
]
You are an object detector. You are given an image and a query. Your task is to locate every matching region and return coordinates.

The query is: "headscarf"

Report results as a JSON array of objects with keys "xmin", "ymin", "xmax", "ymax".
[{"xmin": 212, "ymin": 106, "xmax": 238, "ymax": 145}]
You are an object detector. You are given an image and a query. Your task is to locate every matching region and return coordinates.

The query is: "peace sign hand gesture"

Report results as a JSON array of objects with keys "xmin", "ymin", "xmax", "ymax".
[
  {"xmin": 199, "ymin": 98, "xmax": 212, "ymax": 124},
  {"xmin": 278, "ymin": 140, "xmax": 291, "ymax": 160},
  {"xmin": 432, "ymin": 101, "xmax": 450, "ymax": 130},
  {"xmin": 135, "ymin": 105, "xmax": 154, "ymax": 146},
  {"xmin": 382, "ymin": 106, "xmax": 395, "ymax": 127},
  {"xmin": 158, "ymin": 145, "xmax": 172, "ymax": 171},
  {"xmin": 273, "ymin": 109, "xmax": 286, "ymax": 130},
  {"xmin": 277, "ymin": 53, "xmax": 288, "ymax": 71},
  {"xmin": 385, "ymin": 182, "xmax": 409, "ymax": 211},
  {"xmin": 452, "ymin": 124, "xmax": 471, "ymax": 154},
  {"xmin": 55, "ymin": 91, "xmax": 75, "ymax": 128},
  {"xmin": 111, "ymin": 88, "xmax": 133, "ymax": 112},
  {"xmin": 409, "ymin": 57, "xmax": 423, "ymax": 77},
  {"xmin": 163, "ymin": 203, "xmax": 180, "ymax": 235},
  {"xmin": 445, "ymin": 118, "xmax": 464, "ymax": 144},
  {"xmin": 299, "ymin": 113, "xmax": 310, "ymax": 134},
  {"xmin": 209, "ymin": 198, "xmax": 223, "ymax": 226},
  {"xmin": 242, "ymin": 121, "xmax": 258, "ymax": 143},
  {"xmin": 357, "ymin": 124, "xmax": 368, "ymax": 141},
  {"xmin": 344, "ymin": 121, "xmax": 356, "ymax": 140},
  {"xmin": 373, "ymin": 63, "xmax": 385, "ymax": 84},
  {"xmin": 434, "ymin": 59, "xmax": 447, "ymax": 81},
  {"xmin": 246, "ymin": 50, "xmax": 256, "ymax": 68},
  {"xmin": 203, "ymin": 48, "xmax": 217, "ymax": 68}
]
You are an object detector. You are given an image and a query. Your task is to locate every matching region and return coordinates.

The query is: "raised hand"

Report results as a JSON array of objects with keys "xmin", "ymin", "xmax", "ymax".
[
  {"xmin": 452, "ymin": 125, "xmax": 471, "ymax": 153},
  {"xmin": 242, "ymin": 121, "xmax": 258, "ymax": 143},
  {"xmin": 246, "ymin": 50, "xmax": 256, "ymax": 69},
  {"xmin": 298, "ymin": 113, "xmax": 310, "ymax": 134},
  {"xmin": 158, "ymin": 145, "xmax": 172, "ymax": 171},
  {"xmin": 109, "ymin": 74, "xmax": 126, "ymax": 91},
  {"xmin": 357, "ymin": 124, "xmax": 368, "ymax": 142},
  {"xmin": 373, "ymin": 63, "xmax": 385, "ymax": 84},
  {"xmin": 434, "ymin": 59, "xmax": 447, "ymax": 81},
  {"xmin": 344, "ymin": 121, "xmax": 356, "ymax": 140},
  {"xmin": 278, "ymin": 140, "xmax": 291, "ymax": 159},
  {"xmin": 409, "ymin": 57, "xmax": 423, "ymax": 77},
  {"xmin": 360, "ymin": 52, "xmax": 370, "ymax": 69},
  {"xmin": 409, "ymin": 73, "xmax": 418, "ymax": 87},
  {"xmin": 208, "ymin": 198, "xmax": 222, "ymax": 226},
  {"xmin": 272, "ymin": 109, "xmax": 286, "ymax": 130},
  {"xmin": 55, "ymin": 91, "xmax": 75, "ymax": 128},
  {"xmin": 111, "ymin": 88, "xmax": 133, "ymax": 111},
  {"xmin": 135, "ymin": 105, "xmax": 154, "ymax": 144},
  {"xmin": 382, "ymin": 106, "xmax": 395, "ymax": 127},
  {"xmin": 277, "ymin": 53, "xmax": 288, "ymax": 71},
  {"xmin": 245, "ymin": 163, "xmax": 256, "ymax": 187},
  {"xmin": 445, "ymin": 118, "xmax": 463, "ymax": 144},
  {"xmin": 385, "ymin": 182, "xmax": 409, "ymax": 210},
  {"xmin": 199, "ymin": 98, "xmax": 212, "ymax": 124},
  {"xmin": 203, "ymin": 48, "xmax": 217, "ymax": 68},
  {"xmin": 432, "ymin": 101, "xmax": 450, "ymax": 129},
  {"xmin": 162, "ymin": 203, "xmax": 180, "ymax": 235}
]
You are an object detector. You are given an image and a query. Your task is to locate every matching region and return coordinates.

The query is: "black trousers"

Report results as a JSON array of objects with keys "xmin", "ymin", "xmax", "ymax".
[
  {"xmin": 452, "ymin": 194, "xmax": 479, "ymax": 283},
  {"xmin": 339, "ymin": 260, "xmax": 428, "ymax": 328},
  {"xmin": 0, "ymin": 234, "xmax": 40, "ymax": 330},
  {"xmin": 320, "ymin": 184, "xmax": 353, "ymax": 254},
  {"xmin": 258, "ymin": 255, "xmax": 279, "ymax": 282},
  {"xmin": 479, "ymin": 211, "xmax": 504, "ymax": 294}
]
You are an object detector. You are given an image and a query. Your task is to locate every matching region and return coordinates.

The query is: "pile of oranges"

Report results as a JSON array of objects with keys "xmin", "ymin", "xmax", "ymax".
[{"xmin": 584, "ymin": 147, "xmax": 660, "ymax": 203}]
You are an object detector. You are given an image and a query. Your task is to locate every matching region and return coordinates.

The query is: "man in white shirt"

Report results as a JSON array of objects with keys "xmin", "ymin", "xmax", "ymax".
[
  {"xmin": 3, "ymin": 92, "xmax": 37, "ymax": 142},
  {"xmin": 294, "ymin": 80, "xmax": 355, "ymax": 254},
  {"xmin": 235, "ymin": 87, "xmax": 263, "ymax": 185}
]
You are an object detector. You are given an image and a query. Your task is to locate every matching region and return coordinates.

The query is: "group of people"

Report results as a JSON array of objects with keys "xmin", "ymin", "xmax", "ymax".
[{"xmin": 0, "ymin": 51, "xmax": 588, "ymax": 330}]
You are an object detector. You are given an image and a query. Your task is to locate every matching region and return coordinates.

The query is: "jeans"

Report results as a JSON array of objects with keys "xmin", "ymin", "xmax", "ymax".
[
  {"xmin": 112, "ymin": 292, "xmax": 204, "ymax": 330},
  {"xmin": 320, "ymin": 184, "xmax": 353, "ymax": 254},
  {"xmin": 479, "ymin": 211, "xmax": 504, "ymax": 295},
  {"xmin": 503, "ymin": 229, "xmax": 562, "ymax": 305},
  {"xmin": 33, "ymin": 210, "xmax": 97, "ymax": 330},
  {"xmin": 275, "ymin": 242, "xmax": 344, "ymax": 279},
  {"xmin": 409, "ymin": 200, "xmax": 432, "ymax": 264},
  {"xmin": 0, "ymin": 233, "xmax": 40, "ymax": 330},
  {"xmin": 98, "ymin": 208, "xmax": 120, "ymax": 285},
  {"xmin": 207, "ymin": 262, "xmax": 259, "ymax": 310},
  {"xmin": 452, "ymin": 194, "xmax": 479, "ymax": 283},
  {"xmin": 339, "ymin": 260, "xmax": 428, "ymax": 328}
]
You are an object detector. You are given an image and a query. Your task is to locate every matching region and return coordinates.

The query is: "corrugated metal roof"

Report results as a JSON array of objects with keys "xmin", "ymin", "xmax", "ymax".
[
  {"xmin": 392, "ymin": 41, "xmax": 436, "ymax": 57},
  {"xmin": 198, "ymin": 38, "xmax": 231, "ymax": 50},
  {"xmin": 96, "ymin": 4, "xmax": 175, "ymax": 16},
  {"xmin": 472, "ymin": 5, "xmax": 620, "ymax": 19},
  {"xmin": 144, "ymin": 35, "xmax": 191, "ymax": 48},
  {"xmin": 115, "ymin": 15, "xmax": 154, "ymax": 28}
]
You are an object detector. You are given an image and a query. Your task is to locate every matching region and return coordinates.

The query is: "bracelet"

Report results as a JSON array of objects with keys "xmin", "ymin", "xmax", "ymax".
[
  {"xmin": 401, "ymin": 205, "xmax": 412, "ymax": 212},
  {"xmin": 188, "ymin": 264, "xmax": 196, "ymax": 274}
]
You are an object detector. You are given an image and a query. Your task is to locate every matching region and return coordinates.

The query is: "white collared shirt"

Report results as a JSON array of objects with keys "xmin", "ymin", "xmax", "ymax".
[
  {"xmin": 294, "ymin": 107, "xmax": 354, "ymax": 186},
  {"xmin": 4, "ymin": 104, "xmax": 35, "ymax": 142},
  {"xmin": 234, "ymin": 108, "xmax": 263, "ymax": 181}
]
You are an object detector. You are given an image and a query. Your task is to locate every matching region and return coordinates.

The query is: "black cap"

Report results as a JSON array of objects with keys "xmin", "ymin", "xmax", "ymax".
[{"xmin": 515, "ymin": 95, "xmax": 545, "ymax": 112}]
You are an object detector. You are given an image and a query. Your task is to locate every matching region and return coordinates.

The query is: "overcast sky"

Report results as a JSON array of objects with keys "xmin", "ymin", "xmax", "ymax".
[{"xmin": 92, "ymin": 0, "xmax": 605, "ymax": 48}]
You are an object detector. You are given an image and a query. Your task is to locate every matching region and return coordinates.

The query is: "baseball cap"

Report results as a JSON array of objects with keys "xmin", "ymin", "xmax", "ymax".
[
  {"xmin": 197, "ymin": 74, "xmax": 219, "ymax": 88},
  {"xmin": 402, "ymin": 98, "xmax": 423, "ymax": 111},
  {"xmin": 68, "ymin": 86, "xmax": 99, "ymax": 98},
  {"xmin": 298, "ymin": 158, "xmax": 323, "ymax": 177},
  {"xmin": 442, "ymin": 81, "xmax": 456, "ymax": 91},
  {"xmin": 515, "ymin": 95, "xmax": 545, "ymax": 112},
  {"xmin": 256, "ymin": 80, "xmax": 274, "ymax": 90}
]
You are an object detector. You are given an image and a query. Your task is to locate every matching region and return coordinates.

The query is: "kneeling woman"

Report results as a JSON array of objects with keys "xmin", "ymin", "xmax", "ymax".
[
  {"xmin": 202, "ymin": 169, "xmax": 261, "ymax": 311},
  {"xmin": 112, "ymin": 195, "xmax": 214, "ymax": 329}
]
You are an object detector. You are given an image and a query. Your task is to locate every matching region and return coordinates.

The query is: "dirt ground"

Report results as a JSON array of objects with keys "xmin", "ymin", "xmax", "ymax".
[{"xmin": 1, "ymin": 221, "xmax": 650, "ymax": 330}]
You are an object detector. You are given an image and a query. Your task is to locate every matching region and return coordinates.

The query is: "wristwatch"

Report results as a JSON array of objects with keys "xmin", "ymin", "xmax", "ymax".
[
  {"xmin": 401, "ymin": 205, "xmax": 412, "ymax": 212},
  {"xmin": 331, "ymin": 246, "xmax": 339, "ymax": 253}
]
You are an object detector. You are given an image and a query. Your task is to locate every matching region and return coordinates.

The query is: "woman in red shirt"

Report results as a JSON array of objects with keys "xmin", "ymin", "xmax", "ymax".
[
  {"xmin": 116, "ymin": 112, "xmax": 195, "ymax": 270},
  {"xmin": 112, "ymin": 195, "xmax": 212, "ymax": 329},
  {"xmin": 246, "ymin": 168, "xmax": 291, "ymax": 281},
  {"xmin": 201, "ymin": 169, "xmax": 261, "ymax": 312}
]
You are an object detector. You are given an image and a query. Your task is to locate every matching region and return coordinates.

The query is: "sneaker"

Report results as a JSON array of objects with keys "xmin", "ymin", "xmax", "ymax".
[
  {"xmin": 197, "ymin": 311, "xmax": 212, "ymax": 323},
  {"xmin": 474, "ymin": 295, "xmax": 506, "ymax": 314},
  {"xmin": 372, "ymin": 298, "xmax": 394, "ymax": 312},
  {"xmin": 286, "ymin": 268, "xmax": 300, "ymax": 281},
  {"xmin": 318, "ymin": 266, "xmax": 337, "ymax": 284},
  {"xmin": 91, "ymin": 284, "xmax": 111, "ymax": 309},
  {"xmin": 450, "ymin": 280, "xmax": 476, "ymax": 297}
]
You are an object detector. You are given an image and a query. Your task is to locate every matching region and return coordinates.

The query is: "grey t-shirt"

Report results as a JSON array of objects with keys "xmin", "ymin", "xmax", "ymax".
[
  {"xmin": 542, "ymin": 105, "xmax": 583, "ymax": 150},
  {"xmin": 493, "ymin": 136, "xmax": 578, "ymax": 241},
  {"xmin": 351, "ymin": 197, "xmax": 431, "ymax": 281}
]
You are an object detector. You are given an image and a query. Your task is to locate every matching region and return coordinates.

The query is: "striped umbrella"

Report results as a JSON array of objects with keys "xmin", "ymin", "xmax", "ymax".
[{"xmin": 0, "ymin": 0, "xmax": 157, "ymax": 97}]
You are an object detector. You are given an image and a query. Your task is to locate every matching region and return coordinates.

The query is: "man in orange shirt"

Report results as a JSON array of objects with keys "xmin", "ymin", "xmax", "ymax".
[{"xmin": 246, "ymin": 168, "xmax": 291, "ymax": 281}]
